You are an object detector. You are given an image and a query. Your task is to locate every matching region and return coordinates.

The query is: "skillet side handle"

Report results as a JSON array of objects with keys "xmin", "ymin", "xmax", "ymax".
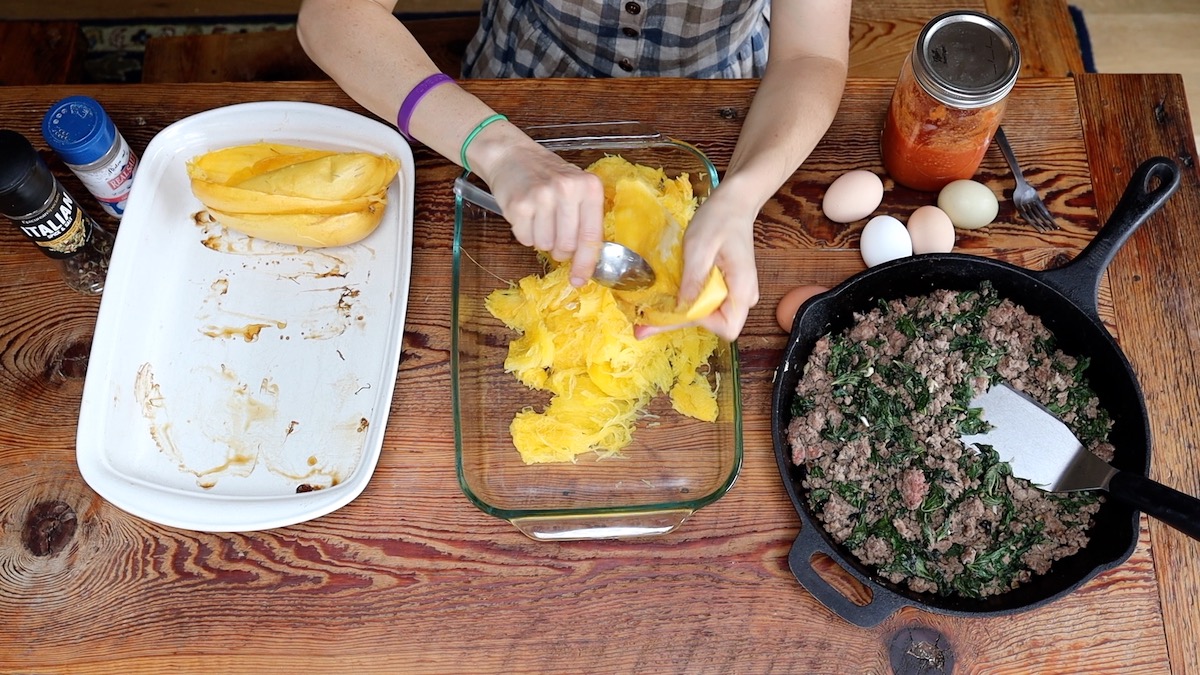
[
  {"xmin": 787, "ymin": 525, "xmax": 904, "ymax": 628},
  {"xmin": 1039, "ymin": 157, "xmax": 1181, "ymax": 315},
  {"xmin": 1109, "ymin": 470, "xmax": 1200, "ymax": 541}
]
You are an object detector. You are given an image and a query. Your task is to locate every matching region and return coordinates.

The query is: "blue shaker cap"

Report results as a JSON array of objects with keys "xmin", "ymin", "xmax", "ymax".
[{"xmin": 41, "ymin": 96, "xmax": 116, "ymax": 166}]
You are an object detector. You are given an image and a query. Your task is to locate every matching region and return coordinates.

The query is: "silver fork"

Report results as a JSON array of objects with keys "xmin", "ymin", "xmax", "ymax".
[{"xmin": 994, "ymin": 126, "xmax": 1059, "ymax": 232}]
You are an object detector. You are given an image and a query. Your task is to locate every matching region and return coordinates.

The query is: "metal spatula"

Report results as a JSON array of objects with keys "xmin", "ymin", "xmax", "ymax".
[{"xmin": 961, "ymin": 383, "xmax": 1200, "ymax": 541}]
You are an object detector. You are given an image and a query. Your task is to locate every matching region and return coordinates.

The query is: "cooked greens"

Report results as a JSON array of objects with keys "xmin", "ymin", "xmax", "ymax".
[{"xmin": 786, "ymin": 283, "xmax": 1110, "ymax": 599}]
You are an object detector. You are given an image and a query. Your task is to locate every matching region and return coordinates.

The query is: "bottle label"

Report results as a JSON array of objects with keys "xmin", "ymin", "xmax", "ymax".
[
  {"xmin": 15, "ymin": 189, "xmax": 95, "ymax": 259},
  {"xmin": 74, "ymin": 135, "xmax": 138, "ymax": 218}
]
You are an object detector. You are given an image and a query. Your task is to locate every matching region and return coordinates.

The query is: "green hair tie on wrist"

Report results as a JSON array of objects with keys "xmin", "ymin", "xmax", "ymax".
[{"xmin": 460, "ymin": 113, "xmax": 508, "ymax": 174}]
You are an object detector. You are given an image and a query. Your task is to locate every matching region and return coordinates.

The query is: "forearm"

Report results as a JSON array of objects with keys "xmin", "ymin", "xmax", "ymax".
[
  {"xmin": 295, "ymin": 0, "xmax": 531, "ymax": 181},
  {"xmin": 721, "ymin": 54, "xmax": 848, "ymax": 213}
]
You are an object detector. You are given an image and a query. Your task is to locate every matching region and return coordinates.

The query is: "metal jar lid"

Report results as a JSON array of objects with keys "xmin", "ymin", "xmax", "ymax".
[{"xmin": 911, "ymin": 10, "xmax": 1021, "ymax": 109}]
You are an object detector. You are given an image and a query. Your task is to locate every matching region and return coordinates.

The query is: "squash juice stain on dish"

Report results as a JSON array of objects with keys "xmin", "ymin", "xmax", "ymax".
[
  {"xmin": 199, "ymin": 278, "xmax": 288, "ymax": 342},
  {"xmin": 298, "ymin": 286, "xmax": 363, "ymax": 341},
  {"xmin": 151, "ymin": 209, "xmax": 382, "ymax": 491},
  {"xmin": 195, "ymin": 211, "xmax": 356, "ymax": 272},
  {"xmin": 194, "ymin": 222, "xmax": 365, "ymax": 343},
  {"xmin": 134, "ymin": 362, "xmax": 354, "ymax": 489}
]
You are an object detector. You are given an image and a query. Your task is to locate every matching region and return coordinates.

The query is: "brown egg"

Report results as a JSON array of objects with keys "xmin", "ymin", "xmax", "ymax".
[
  {"xmin": 906, "ymin": 205, "xmax": 956, "ymax": 254},
  {"xmin": 776, "ymin": 285, "xmax": 830, "ymax": 333},
  {"xmin": 822, "ymin": 170, "xmax": 885, "ymax": 223}
]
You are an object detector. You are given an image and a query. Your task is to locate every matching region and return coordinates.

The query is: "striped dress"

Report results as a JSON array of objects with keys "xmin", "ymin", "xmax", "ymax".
[{"xmin": 461, "ymin": 0, "xmax": 771, "ymax": 79}]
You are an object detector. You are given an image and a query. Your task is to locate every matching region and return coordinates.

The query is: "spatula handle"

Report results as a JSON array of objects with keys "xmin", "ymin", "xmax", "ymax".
[
  {"xmin": 454, "ymin": 177, "xmax": 504, "ymax": 216},
  {"xmin": 1109, "ymin": 471, "xmax": 1200, "ymax": 541}
]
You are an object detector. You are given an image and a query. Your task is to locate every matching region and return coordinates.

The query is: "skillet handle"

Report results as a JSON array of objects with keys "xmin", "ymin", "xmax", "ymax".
[
  {"xmin": 1039, "ymin": 157, "xmax": 1180, "ymax": 315},
  {"xmin": 787, "ymin": 524, "xmax": 905, "ymax": 628},
  {"xmin": 1108, "ymin": 470, "xmax": 1200, "ymax": 541}
]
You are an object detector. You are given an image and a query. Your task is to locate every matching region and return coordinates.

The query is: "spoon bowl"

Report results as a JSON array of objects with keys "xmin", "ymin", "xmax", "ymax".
[
  {"xmin": 594, "ymin": 241, "xmax": 656, "ymax": 290},
  {"xmin": 454, "ymin": 177, "xmax": 656, "ymax": 290}
]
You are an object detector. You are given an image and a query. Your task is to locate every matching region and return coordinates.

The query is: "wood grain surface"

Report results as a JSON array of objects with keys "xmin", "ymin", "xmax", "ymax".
[
  {"xmin": 1077, "ymin": 73, "xmax": 1200, "ymax": 675},
  {"xmin": 0, "ymin": 76, "xmax": 1195, "ymax": 673},
  {"xmin": 851, "ymin": 0, "xmax": 1085, "ymax": 78}
]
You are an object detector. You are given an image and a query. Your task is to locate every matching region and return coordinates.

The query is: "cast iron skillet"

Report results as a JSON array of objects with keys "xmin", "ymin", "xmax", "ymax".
[{"xmin": 770, "ymin": 157, "xmax": 1181, "ymax": 627}]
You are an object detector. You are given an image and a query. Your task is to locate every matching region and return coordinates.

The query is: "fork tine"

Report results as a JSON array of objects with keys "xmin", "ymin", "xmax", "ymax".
[
  {"xmin": 1030, "ymin": 200, "xmax": 1059, "ymax": 231},
  {"xmin": 1019, "ymin": 206, "xmax": 1046, "ymax": 232},
  {"xmin": 1015, "ymin": 192, "xmax": 1057, "ymax": 232},
  {"xmin": 1020, "ymin": 208, "xmax": 1045, "ymax": 232},
  {"xmin": 996, "ymin": 126, "xmax": 1060, "ymax": 232}
]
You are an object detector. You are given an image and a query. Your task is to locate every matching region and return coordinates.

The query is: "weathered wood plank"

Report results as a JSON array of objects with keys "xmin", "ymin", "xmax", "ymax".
[
  {"xmin": 141, "ymin": 28, "xmax": 328, "ymax": 83},
  {"xmin": 0, "ymin": 21, "xmax": 86, "ymax": 85},
  {"xmin": 1077, "ymin": 73, "xmax": 1200, "ymax": 675},
  {"xmin": 849, "ymin": 0, "xmax": 1084, "ymax": 78},
  {"xmin": 140, "ymin": 17, "xmax": 478, "ymax": 83}
]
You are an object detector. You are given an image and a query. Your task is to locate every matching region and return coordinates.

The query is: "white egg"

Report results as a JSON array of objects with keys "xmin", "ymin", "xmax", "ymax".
[
  {"xmin": 860, "ymin": 215, "xmax": 912, "ymax": 267},
  {"xmin": 823, "ymin": 170, "xmax": 885, "ymax": 223},
  {"xmin": 938, "ymin": 179, "xmax": 999, "ymax": 230}
]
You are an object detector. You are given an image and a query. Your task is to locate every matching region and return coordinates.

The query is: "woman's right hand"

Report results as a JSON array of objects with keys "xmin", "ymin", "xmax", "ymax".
[{"xmin": 473, "ymin": 136, "xmax": 607, "ymax": 288}]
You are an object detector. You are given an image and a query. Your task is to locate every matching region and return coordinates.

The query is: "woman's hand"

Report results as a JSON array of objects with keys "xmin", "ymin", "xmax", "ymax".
[
  {"xmin": 636, "ymin": 184, "xmax": 761, "ymax": 342},
  {"xmin": 682, "ymin": 187, "xmax": 761, "ymax": 341},
  {"xmin": 476, "ymin": 139, "xmax": 607, "ymax": 288}
]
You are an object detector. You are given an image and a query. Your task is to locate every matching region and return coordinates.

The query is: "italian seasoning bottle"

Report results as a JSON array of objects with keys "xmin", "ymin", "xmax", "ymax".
[
  {"xmin": 880, "ymin": 11, "xmax": 1021, "ymax": 192},
  {"xmin": 0, "ymin": 129, "xmax": 114, "ymax": 295}
]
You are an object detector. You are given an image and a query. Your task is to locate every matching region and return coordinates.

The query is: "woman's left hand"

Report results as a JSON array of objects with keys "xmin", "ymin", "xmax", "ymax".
[{"xmin": 637, "ymin": 185, "xmax": 761, "ymax": 342}]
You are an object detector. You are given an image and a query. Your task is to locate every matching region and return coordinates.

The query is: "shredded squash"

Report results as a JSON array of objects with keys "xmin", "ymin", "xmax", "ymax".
[{"xmin": 485, "ymin": 156, "xmax": 721, "ymax": 464}]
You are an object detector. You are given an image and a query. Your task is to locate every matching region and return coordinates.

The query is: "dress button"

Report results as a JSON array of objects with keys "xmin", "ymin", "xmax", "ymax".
[
  {"xmin": 618, "ymin": 58, "xmax": 634, "ymax": 72},
  {"xmin": 621, "ymin": 26, "xmax": 639, "ymax": 38},
  {"xmin": 624, "ymin": 2, "xmax": 641, "ymax": 15}
]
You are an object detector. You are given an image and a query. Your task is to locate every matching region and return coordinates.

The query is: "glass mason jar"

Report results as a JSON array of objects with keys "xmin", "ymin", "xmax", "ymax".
[{"xmin": 881, "ymin": 11, "xmax": 1021, "ymax": 192}]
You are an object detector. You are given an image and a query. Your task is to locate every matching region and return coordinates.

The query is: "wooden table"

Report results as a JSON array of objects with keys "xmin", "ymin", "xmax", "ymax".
[{"xmin": 1, "ymin": 75, "xmax": 1197, "ymax": 673}]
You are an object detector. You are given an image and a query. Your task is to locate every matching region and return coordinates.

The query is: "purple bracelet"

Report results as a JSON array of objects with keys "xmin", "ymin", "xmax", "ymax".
[{"xmin": 397, "ymin": 73, "xmax": 455, "ymax": 140}]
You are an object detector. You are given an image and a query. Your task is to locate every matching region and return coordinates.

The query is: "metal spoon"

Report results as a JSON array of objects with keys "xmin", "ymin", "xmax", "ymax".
[{"xmin": 453, "ymin": 177, "xmax": 656, "ymax": 291}]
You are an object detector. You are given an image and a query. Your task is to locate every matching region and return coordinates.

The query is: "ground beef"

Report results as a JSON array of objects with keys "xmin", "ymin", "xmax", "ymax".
[{"xmin": 786, "ymin": 284, "xmax": 1110, "ymax": 599}]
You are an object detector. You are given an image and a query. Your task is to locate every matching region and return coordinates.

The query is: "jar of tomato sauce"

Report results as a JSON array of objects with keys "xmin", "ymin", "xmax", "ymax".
[{"xmin": 881, "ymin": 11, "xmax": 1021, "ymax": 192}]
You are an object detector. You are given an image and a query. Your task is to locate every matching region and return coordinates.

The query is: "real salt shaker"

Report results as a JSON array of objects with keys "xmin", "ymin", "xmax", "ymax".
[{"xmin": 41, "ymin": 95, "xmax": 139, "ymax": 219}]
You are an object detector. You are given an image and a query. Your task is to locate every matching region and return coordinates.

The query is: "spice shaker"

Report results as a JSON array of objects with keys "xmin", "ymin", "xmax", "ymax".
[
  {"xmin": 0, "ymin": 129, "xmax": 115, "ymax": 295},
  {"xmin": 41, "ymin": 95, "xmax": 139, "ymax": 219},
  {"xmin": 880, "ymin": 11, "xmax": 1021, "ymax": 192}
]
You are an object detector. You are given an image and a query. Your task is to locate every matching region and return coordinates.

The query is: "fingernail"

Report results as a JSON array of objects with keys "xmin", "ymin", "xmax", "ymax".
[{"xmin": 570, "ymin": 276, "xmax": 585, "ymax": 287}]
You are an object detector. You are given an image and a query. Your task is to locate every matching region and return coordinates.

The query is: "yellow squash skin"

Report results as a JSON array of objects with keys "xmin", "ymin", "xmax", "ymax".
[
  {"xmin": 187, "ymin": 142, "xmax": 400, "ymax": 247},
  {"xmin": 207, "ymin": 206, "xmax": 386, "ymax": 248}
]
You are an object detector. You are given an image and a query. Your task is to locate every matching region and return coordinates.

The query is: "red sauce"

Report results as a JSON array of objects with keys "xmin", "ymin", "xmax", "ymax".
[{"xmin": 881, "ymin": 56, "xmax": 1007, "ymax": 192}]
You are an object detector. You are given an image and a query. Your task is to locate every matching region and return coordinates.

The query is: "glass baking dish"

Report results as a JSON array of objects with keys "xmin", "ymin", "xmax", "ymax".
[{"xmin": 451, "ymin": 122, "xmax": 743, "ymax": 541}]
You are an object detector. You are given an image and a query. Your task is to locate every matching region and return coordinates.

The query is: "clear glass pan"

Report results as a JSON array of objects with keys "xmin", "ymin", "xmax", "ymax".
[{"xmin": 451, "ymin": 122, "xmax": 743, "ymax": 541}]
